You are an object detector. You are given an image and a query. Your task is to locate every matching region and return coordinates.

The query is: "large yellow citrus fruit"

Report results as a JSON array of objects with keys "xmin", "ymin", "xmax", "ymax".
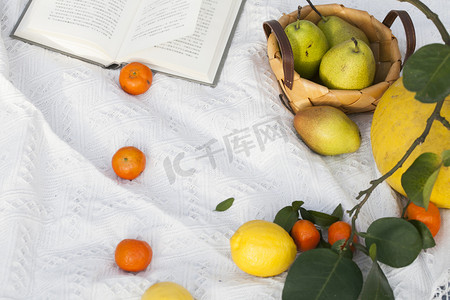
[
  {"xmin": 141, "ymin": 281, "xmax": 193, "ymax": 300},
  {"xmin": 230, "ymin": 220, "xmax": 297, "ymax": 277},
  {"xmin": 371, "ymin": 77, "xmax": 450, "ymax": 208}
]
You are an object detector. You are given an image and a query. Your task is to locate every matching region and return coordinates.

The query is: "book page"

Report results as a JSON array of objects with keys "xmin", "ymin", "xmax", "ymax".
[
  {"xmin": 119, "ymin": 0, "xmax": 243, "ymax": 84},
  {"xmin": 13, "ymin": 0, "xmax": 141, "ymax": 61},
  {"xmin": 117, "ymin": 0, "xmax": 202, "ymax": 56}
]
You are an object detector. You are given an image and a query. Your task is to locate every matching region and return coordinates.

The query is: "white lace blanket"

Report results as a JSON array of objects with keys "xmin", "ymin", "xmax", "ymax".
[{"xmin": 0, "ymin": 0, "xmax": 449, "ymax": 299}]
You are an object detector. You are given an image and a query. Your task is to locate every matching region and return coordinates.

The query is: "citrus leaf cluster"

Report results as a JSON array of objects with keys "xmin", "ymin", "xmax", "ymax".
[
  {"xmin": 273, "ymin": 202, "xmax": 343, "ymax": 240},
  {"xmin": 280, "ymin": 201, "xmax": 436, "ymax": 300}
]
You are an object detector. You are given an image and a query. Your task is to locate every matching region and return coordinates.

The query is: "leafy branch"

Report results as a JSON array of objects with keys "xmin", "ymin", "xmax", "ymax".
[
  {"xmin": 347, "ymin": 99, "xmax": 446, "ymax": 220},
  {"xmin": 333, "ymin": 0, "xmax": 449, "ymax": 298},
  {"xmin": 398, "ymin": 0, "xmax": 450, "ymax": 45}
]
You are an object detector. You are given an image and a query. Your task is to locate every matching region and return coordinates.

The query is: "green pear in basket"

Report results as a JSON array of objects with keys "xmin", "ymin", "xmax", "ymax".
[
  {"xmin": 284, "ymin": 6, "xmax": 329, "ymax": 79},
  {"xmin": 306, "ymin": 0, "xmax": 370, "ymax": 48},
  {"xmin": 318, "ymin": 15, "xmax": 370, "ymax": 48},
  {"xmin": 319, "ymin": 37, "xmax": 375, "ymax": 90}
]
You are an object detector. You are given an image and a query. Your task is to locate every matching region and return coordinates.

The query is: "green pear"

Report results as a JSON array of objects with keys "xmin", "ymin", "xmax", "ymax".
[
  {"xmin": 284, "ymin": 19, "xmax": 329, "ymax": 79},
  {"xmin": 293, "ymin": 106, "xmax": 361, "ymax": 155},
  {"xmin": 317, "ymin": 15, "xmax": 370, "ymax": 48},
  {"xmin": 305, "ymin": 0, "xmax": 370, "ymax": 47},
  {"xmin": 319, "ymin": 38, "xmax": 375, "ymax": 90}
]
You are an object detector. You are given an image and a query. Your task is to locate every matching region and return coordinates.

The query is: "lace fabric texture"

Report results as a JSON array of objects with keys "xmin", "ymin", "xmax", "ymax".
[{"xmin": 0, "ymin": 0, "xmax": 449, "ymax": 299}]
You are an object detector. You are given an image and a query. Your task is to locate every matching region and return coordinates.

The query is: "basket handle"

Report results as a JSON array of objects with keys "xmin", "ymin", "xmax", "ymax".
[
  {"xmin": 382, "ymin": 10, "xmax": 416, "ymax": 63},
  {"xmin": 263, "ymin": 19, "xmax": 295, "ymax": 89},
  {"xmin": 263, "ymin": 10, "xmax": 416, "ymax": 91}
]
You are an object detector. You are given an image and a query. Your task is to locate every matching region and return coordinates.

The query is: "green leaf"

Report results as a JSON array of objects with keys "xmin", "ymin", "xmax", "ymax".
[
  {"xmin": 331, "ymin": 204, "xmax": 344, "ymax": 220},
  {"xmin": 442, "ymin": 150, "xmax": 450, "ymax": 166},
  {"xmin": 401, "ymin": 152, "xmax": 442, "ymax": 209},
  {"xmin": 274, "ymin": 206, "xmax": 299, "ymax": 233},
  {"xmin": 360, "ymin": 259, "xmax": 395, "ymax": 300},
  {"xmin": 214, "ymin": 197, "xmax": 234, "ymax": 211},
  {"xmin": 300, "ymin": 207, "xmax": 314, "ymax": 222},
  {"xmin": 300, "ymin": 209, "xmax": 340, "ymax": 227},
  {"xmin": 369, "ymin": 243, "xmax": 377, "ymax": 262},
  {"xmin": 408, "ymin": 220, "xmax": 436, "ymax": 249},
  {"xmin": 282, "ymin": 248, "xmax": 363, "ymax": 300},
  {"xmin": 364, "ymin": 217, "xmax": 422, "ymax": 268},
  {"xmin": 292, "ymin": 201, "xmax": 304, "ymax": 211},
  {"xmin": 403, "ymin": 43, "xmax": 450, "ymax": 102}
]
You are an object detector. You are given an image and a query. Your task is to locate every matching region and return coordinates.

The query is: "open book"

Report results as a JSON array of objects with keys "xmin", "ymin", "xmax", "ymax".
[{"xmin": 11, "ymin": 0, "xmax": 245, "ymax": 86}]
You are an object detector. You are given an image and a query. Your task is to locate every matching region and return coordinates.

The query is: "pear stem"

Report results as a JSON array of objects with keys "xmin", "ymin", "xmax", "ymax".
[
  {"xmin": 305, "ymin": 0, "xmax": 327, "ymax": 22},
  {"xmin": 351, "ymin": 37, "xmax": 360, "ymax": 53},
  {"xmin": 294, "ymin": 6, "xmax": 302, "ymax": 30}
]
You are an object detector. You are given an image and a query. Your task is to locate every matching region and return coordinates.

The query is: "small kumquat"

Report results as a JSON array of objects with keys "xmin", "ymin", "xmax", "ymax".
[
  {"xmin": 115, "ymin": 239, "xmax": 152, "ymax": 272},
  {"xmin": 328, "ymin": 221, "xmax": 357, "ymax": 250},
  {"xmin": 405, "ymin": 202, "xmax": 441, "ymax": 237},
  {"xmin": 112, "ymin": 146, "xmax": 146, "ymax": 180},
  {"xmin": 291, "ymin": 219, "xmax": 320, "ymax": 252}
]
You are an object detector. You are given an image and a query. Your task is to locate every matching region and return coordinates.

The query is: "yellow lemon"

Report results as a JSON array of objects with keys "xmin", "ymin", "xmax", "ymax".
[
  {"xmin": 141, "ymin": 282, "xmax": 193, "ymax": 300},
  {"xmin": 230, "ymin": 220, "xmax": 297, "ymax": 277},
  {"xmin": 371, "ymin": 77, "xmax": 450, "ymax": 208}
]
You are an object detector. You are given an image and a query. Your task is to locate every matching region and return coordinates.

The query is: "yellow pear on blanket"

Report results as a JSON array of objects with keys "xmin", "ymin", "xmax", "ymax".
[{"xmin": 293, "ymin": 106, "xmax": 361, "ymax": 155}]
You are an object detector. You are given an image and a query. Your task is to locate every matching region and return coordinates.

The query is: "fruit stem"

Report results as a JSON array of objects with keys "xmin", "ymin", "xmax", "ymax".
[
  {"xmin": 351, "ymin": 37, "xmax": 360, "ymax": 53},
  {"xmin": 306, "ymin": 0, "xmax": 326, "ymax": 22},
  {"xmin": 295, "ymin": 5, "xmax": 302, "ymax": 30},
  {"xmin": 294, "ymin": 6, "xmax": 302, "ymax": 29},
  {"xmin": 397, "ymin": 0, "xmax": 450, "ymax": 45},
  {"xmin": 348, "ymin": 99, "xmax": 446, "ymax": 219}
]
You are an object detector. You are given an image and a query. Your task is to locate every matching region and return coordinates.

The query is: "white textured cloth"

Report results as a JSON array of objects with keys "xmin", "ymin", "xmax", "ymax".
[{"xmin": 0, "ymin": 0, "xmax": 449, "ymax": 299}]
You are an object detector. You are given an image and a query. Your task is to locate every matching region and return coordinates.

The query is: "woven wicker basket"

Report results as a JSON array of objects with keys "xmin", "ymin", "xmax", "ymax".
[{"xmin": 263, "ymin": 4, "xmax": 416, "ymax": 114}]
